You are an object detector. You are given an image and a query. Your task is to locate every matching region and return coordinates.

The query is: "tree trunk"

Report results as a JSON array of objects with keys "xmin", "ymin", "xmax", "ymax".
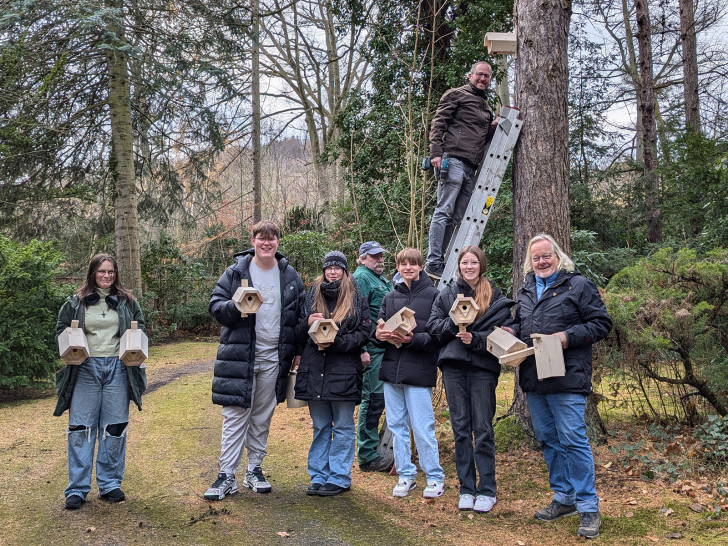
[
  {"xmin": 679, "ymin": 0, "xmax": 701, "ymax": 133},
  {"xmin": 494, "ymin": 56, "xmax": 512, "ymax": 113},
  {"xmin": 635, "ymin": 0, "xmax": 661, "ymax": 243},
  {"xmin": 512, "ymin": 0, "xmax": 605, "ymax": 446},
  {"xmin": 252, "ymin": 0, "xmax": 262, "ymax": 224},
  {"xmin": 107, "ymin": 2, "xmax": 142, "ymax": 296}
]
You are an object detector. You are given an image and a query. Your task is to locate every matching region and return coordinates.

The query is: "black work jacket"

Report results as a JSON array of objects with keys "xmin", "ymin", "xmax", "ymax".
[
  {"xmin": 209, "ymin": 250, "xmax": 306, "ymax": 408},
  {"xmin": 427, "ymin": 279, "xmax": 515, "ymax": 375},
  {"xmin": 294, "ymin": 285, "xmax": 370, "ymax": 403},
  {"xmin": 512, "ymin": 270, "xmax": 612, "ymax": 395},
  {"xmin": 374, "ymin": 275, "xmax": 439, "ymax": 387}
]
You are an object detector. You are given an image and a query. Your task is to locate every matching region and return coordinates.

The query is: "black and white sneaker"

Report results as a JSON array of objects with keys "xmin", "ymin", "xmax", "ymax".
[
  {"xmin": 243, "ymin": 466, "xmax": 272, "ymax": 494},
  {"xmin": 204, "ymin": 473, "xmax": 238, "ymax": 500}
]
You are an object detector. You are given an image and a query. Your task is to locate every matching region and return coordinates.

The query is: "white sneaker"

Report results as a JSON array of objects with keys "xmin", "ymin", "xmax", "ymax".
[
  {"xmin": 423, "ymin": 480, "xmax": 444, "ymax": 498},
  {"xmin": 392, "ymin": 477, "xmax": 417, "ymax": 497},
  {"xmin": 458, "ymin": 493, "xmax": 475, "ymax": 511},
  {"xmin": 474, "ymin": 495, "xmax": 497, "ymax": 513}
]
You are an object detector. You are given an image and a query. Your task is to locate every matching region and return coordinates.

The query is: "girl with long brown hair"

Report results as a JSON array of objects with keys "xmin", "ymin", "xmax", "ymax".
[
  {"xmin": 54, "ymin": 253, "xmax": 146, "ymax": 510},
  {"xmin": 294, "ymin": 251, "xmax": 371, "ymax": 496},
  {"xmin": 427, "ymin": 246, "xmax": 514, "ymax": 513}
]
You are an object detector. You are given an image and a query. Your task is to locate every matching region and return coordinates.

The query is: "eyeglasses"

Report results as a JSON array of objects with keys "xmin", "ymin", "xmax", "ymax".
[
  {"xmin": 96, "ymin": 270, "xmax": 116, "ymax": 276},
  {"xmin": 459, "ymin": 261, "xmax": 480, "ymax": 267},
  {"xmin": 471, "ymin": 71, "xmax": 491, "ymax": 79},
  {"xmin": 531, "ymin": 253, "xmax": 553, "ymax": 263},
  {"xmin": 254, "ymin": 237, "xmax": 277, "ymax": 242}
]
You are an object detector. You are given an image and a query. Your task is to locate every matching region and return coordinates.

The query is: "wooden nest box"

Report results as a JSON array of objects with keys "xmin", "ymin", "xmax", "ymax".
[
  {"xmin": 484, "ymin": 31, "xmax": 516, "ymax": 55},
  {"xmin": 308, "ymin": 319, "xmax": 339, "ymax": 349},
  {"xmin": 377, "ymin": 307, "xmax": 416, "ymax": 348},
  {"xmin": 486, "ymin": 327, "xmax": 565, "ymax": 380},
  {"xmin": 58, "ymin": 320, "xmax": 89, "ymax": 365},
  {"xmin": 119, "ymin": 321, "xmax": 149, "ymax": 366},
  {"xmin": 449, "ymin": 294, "xmax": 480, "ymax": 333},
  {"xmin": 232, "ymin": 279, "xmax": 264, "ymax": 317}
]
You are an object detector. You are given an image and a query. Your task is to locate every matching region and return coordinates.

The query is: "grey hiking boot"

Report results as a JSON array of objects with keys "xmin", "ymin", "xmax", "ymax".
[
  {"xmin": 577, "ymin": 511, "xmax": 601, "ymax": 538},
  {"xmin": 204, "ymin": 473, "xmax": 237, "ymax": 500},
  {"xmin": 243, "ymin": 466, "xmax": 272, "ymax": 493},
  {"xmin": 533, "ymin": 499, "xmax": 578, "ymax": 521}
]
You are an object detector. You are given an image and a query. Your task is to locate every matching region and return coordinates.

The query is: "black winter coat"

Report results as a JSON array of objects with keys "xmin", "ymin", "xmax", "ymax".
[
  {"xmin": 427, "ymin": 279, "xmax": 515, "ymax": 375},
  {"xmin": 374, "ymin": 275, "xmax": 439, "ymax": 387},
  {"xmin": 209, "ymin": 250, "xmax": 305, "ymax": 408},
  {"xmin": 512, "ymin": 270, "xmax": 612, "ymax": 395},
  {"xmin": 294, "ymin": 284, "xmax": 371, "ymax": 403}
]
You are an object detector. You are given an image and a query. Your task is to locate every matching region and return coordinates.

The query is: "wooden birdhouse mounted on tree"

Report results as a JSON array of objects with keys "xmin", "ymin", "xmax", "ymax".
[
  {"xmin": 449, "ymin": 294, "xmax": 480, "ymax": 333},
  {"xmin": 58, "ymin": 320, "xmax": 89, "ymax": 365},
  {"xmin": 119, "ymin": 321, "xmax": 149, "ymax": 367},
  {"xmin": 232, "ymin": 279, "xmax": 264, "ymax": 318},
  {"xmin": 377, "ymin": 307, "xmax": 417, "ymax": 348},
  {"xmin": 308, "ymin": 319, "xmax": 339, "ymax": 349}
]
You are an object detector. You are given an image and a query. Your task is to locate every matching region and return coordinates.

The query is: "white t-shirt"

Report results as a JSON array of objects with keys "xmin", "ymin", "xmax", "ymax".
[{"xmin": 249, "ymin": 260, "xmax": 281, "ymax": 363}]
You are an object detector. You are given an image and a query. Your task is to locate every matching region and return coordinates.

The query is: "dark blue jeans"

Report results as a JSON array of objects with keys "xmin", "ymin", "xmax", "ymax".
[
  {"xmin": 442, "ymin": 366, "xmax": 498, "ymax": 496},
  {"xmin": 527, "ymin": 392, "xmax": 599, "ymax": 512}
]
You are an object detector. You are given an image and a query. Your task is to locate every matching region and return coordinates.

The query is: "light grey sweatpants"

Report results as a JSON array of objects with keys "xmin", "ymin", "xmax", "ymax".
[{"xmin": 219, "ymin": 360, "xmax": 279, "ymax": 475}]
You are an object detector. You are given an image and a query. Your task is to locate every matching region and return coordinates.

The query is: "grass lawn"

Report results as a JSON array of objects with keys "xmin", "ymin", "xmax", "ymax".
[{"xmin": 0, "ymin": 342, "xmax": 725, "ymax": 545}]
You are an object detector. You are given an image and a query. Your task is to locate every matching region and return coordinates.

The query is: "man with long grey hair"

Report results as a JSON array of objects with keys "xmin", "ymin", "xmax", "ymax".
[{"xmin": 503, "ymin": 233, "xmax": 612, "ymax": 539}]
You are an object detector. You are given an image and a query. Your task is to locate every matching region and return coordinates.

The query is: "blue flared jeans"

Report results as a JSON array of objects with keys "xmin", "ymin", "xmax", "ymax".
[
  {"xmin": 65, "ymin": 356, "xmax": 130, "ymax": 499},
  {"xmin": 307, "ymin": 400, "xmax": 357, "ymax": 488},
  {"xmin": 526, "ymin": 392, "xmax": 599, "ymax": 513}
]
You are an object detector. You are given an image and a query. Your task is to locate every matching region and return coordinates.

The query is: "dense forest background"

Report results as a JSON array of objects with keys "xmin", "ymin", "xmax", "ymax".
[{"xmin": 1, "ymin": 1, "xmax": 727, "ymax": 428}]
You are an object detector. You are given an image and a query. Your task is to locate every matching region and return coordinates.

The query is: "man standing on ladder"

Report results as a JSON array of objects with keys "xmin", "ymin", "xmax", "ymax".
[
  {"xmin": 425, "ymin": 61, "xmax": 499, "ymax": 280},
  {"xmin": 353, "ymin": 241, "xmax": 394, "ymax": 472}
]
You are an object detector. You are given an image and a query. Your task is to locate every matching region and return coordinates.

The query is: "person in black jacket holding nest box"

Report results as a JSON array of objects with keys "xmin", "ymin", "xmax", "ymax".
[
  {"xmin": 427, "ymin": 246, "xmax": 515, "ymax": 514},
  {"xmin": 205, "ymin": 221, "xmax": 306, "ymax": 500},
  {"xmin": 502, "ymin": 234, "xmax": 612, "ymax": 539},
  {"xmin": 374, "ymin": 248, "xmax": 446, "ymax": 499},
  {"xmin": 295, "ymin": 251, "xmax": 371, "ymax": 496}
]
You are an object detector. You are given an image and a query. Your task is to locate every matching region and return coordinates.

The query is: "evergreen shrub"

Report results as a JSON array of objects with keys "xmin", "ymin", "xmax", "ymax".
[{"xmin": 0, "ymin": 237, "xmax": 68, "ymax": 388}]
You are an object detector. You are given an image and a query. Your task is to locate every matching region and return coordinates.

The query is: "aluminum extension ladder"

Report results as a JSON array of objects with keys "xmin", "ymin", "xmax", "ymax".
[{"xmin": 437, "ymin": 106, "xmax": 524, "ymax": 290}]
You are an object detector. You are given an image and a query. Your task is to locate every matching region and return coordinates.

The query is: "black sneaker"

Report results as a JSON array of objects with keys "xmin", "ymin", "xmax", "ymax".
[
  {"xmin": 577, "ymin": 511, "xmax": 601, "ymax": 538},
  {"xmin": 64, "ymin": 494, "xmax": 85, "ymax": 510},
  {"xmin": 359, "ymin": 456, "xmax": 393, "ymax": 473},
  {"xmin": 317, "ymin": 483, "xmax": 350, "ymax": 496},
  {"xmin": 306, "ymin": 483, "xmax": 323, "ymax": 496},
  {"xmin": 99, "ymin": 488, "xmax": 125, "ymax": 502},
  {"xmin": 243, "ymin": 466, "xmax": 272, "ymax": 494},
  {"xmin": 204, "ymin": 473, "xmax": 238, "ymax": 500},
  {"xmin": 533, "ymin": 499, "xmax": 578, "ymax": 521}
]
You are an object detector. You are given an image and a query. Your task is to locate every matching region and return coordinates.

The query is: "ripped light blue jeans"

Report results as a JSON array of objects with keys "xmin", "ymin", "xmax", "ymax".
[{"xmin": 66, "ymin": 356, "xmax": 130, "ymax": 499}]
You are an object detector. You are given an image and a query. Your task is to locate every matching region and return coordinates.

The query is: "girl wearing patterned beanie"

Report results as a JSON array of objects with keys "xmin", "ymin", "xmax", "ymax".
[{"xmin": 294, "ymin": 250, "xmax": 370, "ymax": 496}]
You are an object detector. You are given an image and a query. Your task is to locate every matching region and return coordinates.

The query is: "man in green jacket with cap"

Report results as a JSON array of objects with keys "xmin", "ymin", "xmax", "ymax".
[{"xmin": 353, "ymin": 241, "xmax": 393, "ymax": 471}]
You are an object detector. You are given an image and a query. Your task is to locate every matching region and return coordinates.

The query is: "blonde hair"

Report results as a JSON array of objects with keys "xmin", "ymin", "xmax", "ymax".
[
  {"xmin": 457, "ymin": 246, "xmax": 492, "ymax": 317},
  {"xmin": 522, "ymin": 233, "xmax": 575, "ymax": 276},
  {"xmin": 313, "ymin": 272, "xmax": 357, "ymax": 324}
]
